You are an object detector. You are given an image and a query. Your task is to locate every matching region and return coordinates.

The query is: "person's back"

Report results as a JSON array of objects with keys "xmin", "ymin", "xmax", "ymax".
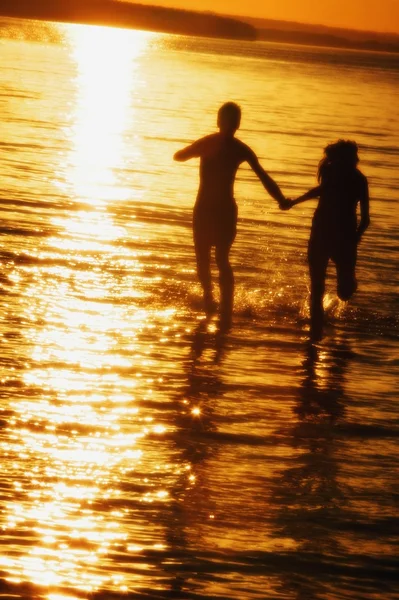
[
  {"xmin": 314, "ymin": 164, "xmax": 368, "ymax": 240},
  {"xmin": 196, "ymin": 133, "xmax": 249, "ymax": 205},
  {"xmin": 174, "ymin": 101, "xmax": 287, "ymax": 327},
  {"xmin": 286, "ymin": 139, "xmax": 370, "ymax": 340}
]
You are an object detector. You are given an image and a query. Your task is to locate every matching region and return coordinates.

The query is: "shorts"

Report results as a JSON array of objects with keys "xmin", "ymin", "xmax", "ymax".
[{"xmin": 193, "ymin": 201, "xmax": 237, "ymax": 248}]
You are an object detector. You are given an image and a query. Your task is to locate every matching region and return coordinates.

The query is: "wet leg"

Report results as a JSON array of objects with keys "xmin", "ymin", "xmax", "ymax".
[
  {"xmin": 308, "ymin": 242, "xmax": 328, "ymax": 341},
  {"xmin": 335, "ymin": 244, "xmax": 357, "ymax": 301},
  {"xmin": 194, "ymin": 237, "xmax": 216, "ymax": 315},
  {"xmin": 215, "ymin": 243, "xmax": 234, "ymax": 330}
]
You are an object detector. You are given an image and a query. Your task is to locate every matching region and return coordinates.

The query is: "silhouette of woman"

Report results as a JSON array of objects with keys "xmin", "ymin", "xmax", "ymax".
[{"xmin": 287, "ymin": 140, "xmax": 370, "ymax": 340}]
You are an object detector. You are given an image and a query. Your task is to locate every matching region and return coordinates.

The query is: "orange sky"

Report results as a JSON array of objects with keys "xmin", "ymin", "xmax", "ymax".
[{"xmin": 131, "ymin": 0, "xmax": 399, "ymax": 33}]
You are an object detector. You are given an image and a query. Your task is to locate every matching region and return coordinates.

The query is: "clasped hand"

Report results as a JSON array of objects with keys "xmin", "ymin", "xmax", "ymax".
[{"xmin": 278, "ymin": 197, "xmax": 293, "ymax": 210}]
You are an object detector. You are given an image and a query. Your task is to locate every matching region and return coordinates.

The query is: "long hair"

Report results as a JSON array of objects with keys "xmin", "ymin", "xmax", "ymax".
[{"xmin": 317, "ymin": 140, "xmax": 359, "ymax": 184}]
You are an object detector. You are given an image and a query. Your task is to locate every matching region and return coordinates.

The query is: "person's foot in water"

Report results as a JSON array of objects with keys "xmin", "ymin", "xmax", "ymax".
[{"xmin": 204, "ymin": 292, "xmax": 218, "ymax": 316}]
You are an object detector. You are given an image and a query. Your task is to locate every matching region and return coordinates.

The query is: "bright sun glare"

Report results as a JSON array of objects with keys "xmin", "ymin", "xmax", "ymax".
[
  {"xmin": 67, "ymin": 25, "xmax": 152, "ymax": 204},
  {"xmin": 4, "ymin": 24, "xmax": 160, "ymax": 597}
]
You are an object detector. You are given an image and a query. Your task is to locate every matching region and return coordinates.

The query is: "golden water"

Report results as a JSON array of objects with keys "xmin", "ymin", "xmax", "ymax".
[{"xmin": 0, "ymin": 20, "xmax": 398, "ymax": 599}]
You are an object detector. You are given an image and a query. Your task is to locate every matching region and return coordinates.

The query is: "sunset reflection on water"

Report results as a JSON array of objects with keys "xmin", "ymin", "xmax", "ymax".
[
  {"xmin": 1, "ymin": 25, "xmax": 174, "ymax": 596},
  {"xmin": 67, "ymin": 25, "xmax": 152, "ymax": 204}
]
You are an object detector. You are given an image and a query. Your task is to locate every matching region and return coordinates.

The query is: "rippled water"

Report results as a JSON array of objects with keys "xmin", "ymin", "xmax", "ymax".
[{"xmin": 0, "ymin": 18, "xmax": 398, "ymax": 600}]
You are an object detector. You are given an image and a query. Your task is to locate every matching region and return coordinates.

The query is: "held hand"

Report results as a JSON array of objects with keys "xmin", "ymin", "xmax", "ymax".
[
  {"xmin": 287, "ymin": 197, "xmax": 305, "ymax": 208},
  {"xmin": 278, "ymin": 197, "xmax": 293, "ymax": 211}
]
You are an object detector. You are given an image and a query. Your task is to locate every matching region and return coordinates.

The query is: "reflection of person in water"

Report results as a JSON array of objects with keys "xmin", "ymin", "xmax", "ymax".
[
  {"xmin": 174, "ymin": 102, "xmax": 288, "ymax": 330},
  {"xmin": 286, "ymin": 140, "xmax": 370, "ymax": 340},
  {"xmin": 271, "ymin": 338, "xmax": 353, "ymax": 599},
  {"xmin": 164, "ymin": 322, "xmax": 227, "ymax": 597}
]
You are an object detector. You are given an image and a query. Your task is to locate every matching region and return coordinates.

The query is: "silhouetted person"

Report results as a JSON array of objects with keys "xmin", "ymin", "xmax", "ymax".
[
  {"xmin": 174, "ymin": 102, "xmax": 287, "ymax": 330},
  {"xmin": 287, "ymin": 140, "xmax": 370, "ymax": 340}
]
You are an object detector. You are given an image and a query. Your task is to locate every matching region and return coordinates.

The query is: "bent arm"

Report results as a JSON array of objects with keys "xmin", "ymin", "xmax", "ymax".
[
  {"xmin": 174, "ymin": 138, "xmax": 204, "ymax": 162},
  {"xmin": 246, "ymin": 150, "xmax": 285, "ymax": 204},
  {"xmin": 357, "ymin": 178, "xmax": 370, "ymax": 241}
]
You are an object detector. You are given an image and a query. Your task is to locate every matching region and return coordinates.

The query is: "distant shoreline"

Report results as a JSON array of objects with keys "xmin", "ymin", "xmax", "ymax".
[
  {"xmin": 1, "ymin": 0, "xmax": 399, "ymax": 53},
  {"xmin": 0, "ymin": 0, "xmax": 256, "ymax": 41},
  {"xmin": 253, "ymin": 26, "xmax": 399, "ymax": 54}
]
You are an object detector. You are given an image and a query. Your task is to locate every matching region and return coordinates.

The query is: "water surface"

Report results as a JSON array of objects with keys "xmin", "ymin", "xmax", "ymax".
[{"xmin": 0, "ymin": 19, "xmax": 398, "ymax": 600}]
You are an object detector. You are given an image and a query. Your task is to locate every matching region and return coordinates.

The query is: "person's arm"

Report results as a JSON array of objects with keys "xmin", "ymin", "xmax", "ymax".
[
  {"xmin": 174, "ymin": 137, "xmax": 206, "ymax": 162},
  {"xmin": 245, "ymin": 148, "xmax": 286, "ymax": 206},
  {"xmin": 357, "ymin": 176, "xmax": 370, "ymax": 242},
  {"xmin": 290, "ymin": 186, "xmax": 322, "ymax": 207}
]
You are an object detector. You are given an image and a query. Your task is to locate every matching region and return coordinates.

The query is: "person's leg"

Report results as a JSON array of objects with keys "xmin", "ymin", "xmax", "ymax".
[
  {"xmin": 215, "ymin": 242, "xmax": 234, "ymax": 329},
  {"xmin": 214, "ymin": 202, "xmax": 237, "ymax": 330},
  {"xmin": 308, "ymin": 237, "xmax": 329, "ymax": 340},
  {"xmin": 194, "ymin": 233, "xmax": 215, "ymax": 314},
  {"xmin": 334, "ymin": 242, "xmax": 357, "ymax": 301},
  {"xmin": 193, "ymin": 209, "xmax": 217, "ymax": 314}
]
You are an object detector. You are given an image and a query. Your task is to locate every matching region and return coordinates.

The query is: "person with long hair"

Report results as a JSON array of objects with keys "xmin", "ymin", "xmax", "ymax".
[{"xmin": 287, "ymin": 140, "xmax": 370, "ymax": 340}]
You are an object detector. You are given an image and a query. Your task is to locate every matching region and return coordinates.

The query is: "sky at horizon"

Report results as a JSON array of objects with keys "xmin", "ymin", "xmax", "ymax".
[{"xmin": 125, "ymin": 0, "xmax": 399, "ymax": 34}]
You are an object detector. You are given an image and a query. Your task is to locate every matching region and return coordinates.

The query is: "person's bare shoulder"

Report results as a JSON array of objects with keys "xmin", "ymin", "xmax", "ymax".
[
  {"xmin": 174, "ymin": 133, "xmax": 218, "ymax": 161},
  {"xmin": 233, "ymin": 138, "xmax": 254, "ymax": 162},
  {"xmin": 199, "ymin": 132, "xmax": 221, "ymax": 155},
  {"xmin": 201, "ymin": 133, "xmax": 219, "ymax": 143},
  {"xmin": 194, "ymin": 133, "xmax": 217, "ymax": 151}
]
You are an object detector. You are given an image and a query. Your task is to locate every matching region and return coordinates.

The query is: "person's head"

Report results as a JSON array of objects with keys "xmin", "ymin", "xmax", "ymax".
[
  {"xmin": 318, "ymin": 139, "xmax": 359, "ymax": 182},
  {"xmin": 217, "ymin": 102, "xmax": 241, "ymax": 135}
]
